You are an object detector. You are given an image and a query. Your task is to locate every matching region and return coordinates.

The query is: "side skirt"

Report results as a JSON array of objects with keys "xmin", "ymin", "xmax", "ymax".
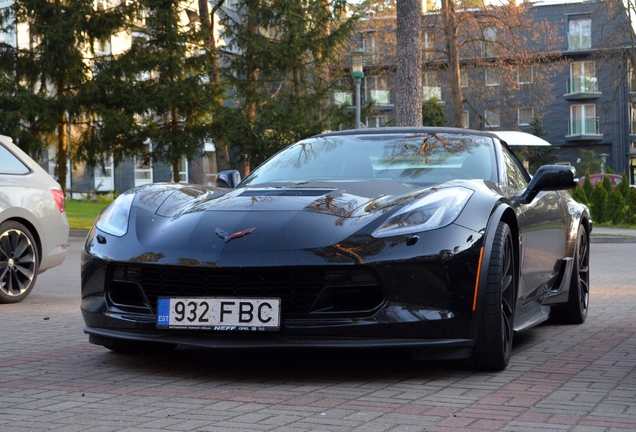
[{"xmin": 513, "ymin": 301, "xmax": 551, "ymax": 332}]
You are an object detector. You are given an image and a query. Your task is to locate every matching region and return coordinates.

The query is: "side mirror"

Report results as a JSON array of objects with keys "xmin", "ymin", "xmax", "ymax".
[
  {"xmin": 215, "ymin": 170, "xmax": 241, "ymax": 189},
  {"xmin": 520, "ymin": 165, "xmax": 576, "ymax": 204}
]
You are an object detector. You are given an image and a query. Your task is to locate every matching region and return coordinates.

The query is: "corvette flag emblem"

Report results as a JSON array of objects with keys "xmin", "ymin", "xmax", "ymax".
[{"xmin": 215, "ymin": 227, "xmax": 256, "ymax": 243}]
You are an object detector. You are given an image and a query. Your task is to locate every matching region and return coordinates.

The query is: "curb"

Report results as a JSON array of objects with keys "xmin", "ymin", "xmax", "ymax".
[
  {"xmin": 590, "ymin": 236, "xmax": 636, "ymax": 244},
  {"xmin": 69, "ymin": 229, "xmax": 90, "ymax": 238}
]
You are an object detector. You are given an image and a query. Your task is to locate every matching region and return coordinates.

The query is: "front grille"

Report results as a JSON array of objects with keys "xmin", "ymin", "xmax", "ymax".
[{"xmin": 108, "ymin": 265, "xmax": 385, "ymax": 316}]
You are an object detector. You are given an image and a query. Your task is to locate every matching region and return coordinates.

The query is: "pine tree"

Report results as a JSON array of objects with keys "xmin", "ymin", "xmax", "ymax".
[
  {"xmin": 0, "ymin": 0, "xmax": 134, "ymax": 192},
  {"xmin": 216, "ymin": 0, "xmax": 356, "ymax": 174},
  {"xmin": 81, "ymin": 0, "xmax": 222, "ymax": 181},
  {"xmin": 421, "ymin": 98, "xmax": 446, "ymax": 126}
]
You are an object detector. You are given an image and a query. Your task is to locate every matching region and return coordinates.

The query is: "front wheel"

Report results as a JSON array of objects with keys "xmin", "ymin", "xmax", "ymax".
[
  {"xmin": 0, "ymin": 221, "xmax": 40, "ymax": 303},
  {"xmin": 471, "ymin": 221, "xmax": 516, "ymax": 371}
]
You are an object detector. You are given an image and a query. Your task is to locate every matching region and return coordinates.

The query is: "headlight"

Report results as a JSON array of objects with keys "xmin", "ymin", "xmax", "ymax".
[
  {"xmin": 95, "ymin": 192, "xmax": 135, "ymax": 237},
  {"xmin": 371, "ymin": 187, "xmax": 473, "ymax": 238}
]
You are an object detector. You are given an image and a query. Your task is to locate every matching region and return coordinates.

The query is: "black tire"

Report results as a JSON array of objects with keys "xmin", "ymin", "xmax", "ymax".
[
  {"xmin": 472, "ymin": 221, "xmax": 516, "ymax": 371},
  {"xmin": 552, "ymin": 225, "xmax": 589, "ymax": 324},
  {"xmin": 0, "ymin": 221, "xmax": 40, "ymax": 304},
  {"xmin": 101, "ymin": 338, "xmax": 176, "ymax": 354}
]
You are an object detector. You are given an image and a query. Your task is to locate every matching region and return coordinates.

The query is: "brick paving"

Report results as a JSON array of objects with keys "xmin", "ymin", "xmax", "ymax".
[{"xmin": 0, "ymin": 236, "xmax": 635, "ymax": 431}]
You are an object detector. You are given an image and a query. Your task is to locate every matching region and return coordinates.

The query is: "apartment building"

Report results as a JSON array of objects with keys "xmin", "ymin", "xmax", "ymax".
[{"xmin": 343, "ymin": 0, "xmax": 636, "ymax": 182}]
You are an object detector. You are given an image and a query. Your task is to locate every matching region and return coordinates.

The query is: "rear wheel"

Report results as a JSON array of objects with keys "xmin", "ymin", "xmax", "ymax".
[
  {"xmin": 472, "ymin": 221, "xmax": 516, "ymax": 371},
  {"xmin": 0, "ymin": 221, "xmax": 39, "ymax": 303},
  {"xmin": 552, "ymin": 225, "xmax": 589, "ymax": 324}
]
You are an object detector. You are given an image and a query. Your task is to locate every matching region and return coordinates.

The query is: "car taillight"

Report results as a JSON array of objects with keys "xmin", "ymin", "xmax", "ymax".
[{"xmin": 51, "ymin": 189, "xmax": 65, "ymax": 212}]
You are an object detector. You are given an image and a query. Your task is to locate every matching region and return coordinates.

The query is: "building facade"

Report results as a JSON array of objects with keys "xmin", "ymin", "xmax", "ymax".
[{"xmin": 344, "ymin": 0, "xmax": 636, "ymax": 182}]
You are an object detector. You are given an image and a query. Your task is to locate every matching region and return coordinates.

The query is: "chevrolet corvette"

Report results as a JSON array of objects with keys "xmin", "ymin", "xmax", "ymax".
[{"xmin": 81, "ymin": 127, "xmax": 590, "ymax": 370}]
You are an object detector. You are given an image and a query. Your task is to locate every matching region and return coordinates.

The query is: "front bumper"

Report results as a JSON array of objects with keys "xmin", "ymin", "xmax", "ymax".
[{"xmin": 81, "ymin": 223, "xmax": 483, "ymax": 356}]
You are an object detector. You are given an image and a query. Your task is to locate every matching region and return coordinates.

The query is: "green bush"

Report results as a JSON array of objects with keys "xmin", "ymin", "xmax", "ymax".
[
  {"xmin": 602, "ymin": 175, "xmax": 613, "ymax": 194},
  {"xmin": 605, "ymin": 189, "xmax": 626, "ymax": 225},
  {"xmin": 570, "ymin": 185, "xmax": 588, "ymax": 206},
  {"xmin": 582, "ymin": 170, "xmax": 593, "ymax": 199},
  {"xmin": 619, "ymin": 172, "xmax": 630, "ymax": 198},
  {"xmin": 589, "ymin": 182, "xmax": 608, "ymax": 223},
  {"xmin": 626, "ymin": 188, "xmax": 636, "ymax": 225}
]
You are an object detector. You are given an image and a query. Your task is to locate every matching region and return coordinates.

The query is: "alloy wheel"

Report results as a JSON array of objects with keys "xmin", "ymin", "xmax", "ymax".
[{"xmin": 0, "ymin": 228, "xmax": 37, "ymax": 297}]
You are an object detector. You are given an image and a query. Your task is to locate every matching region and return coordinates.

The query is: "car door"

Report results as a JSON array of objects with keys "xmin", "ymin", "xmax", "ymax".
[{"xmin": 500, "ymin": 146, "xmax": 568, "ymax": 305}]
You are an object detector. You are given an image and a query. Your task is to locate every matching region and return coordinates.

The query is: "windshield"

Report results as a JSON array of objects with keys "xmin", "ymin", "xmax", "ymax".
[{"xmin": 241, "ymin": 133, "xmax": 497, "ymax": 186}]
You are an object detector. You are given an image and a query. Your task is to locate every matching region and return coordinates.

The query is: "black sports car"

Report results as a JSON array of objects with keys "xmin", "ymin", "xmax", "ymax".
[{"xmin": 81, "ymin": 127, "xmax": 590, "ymax": 370}]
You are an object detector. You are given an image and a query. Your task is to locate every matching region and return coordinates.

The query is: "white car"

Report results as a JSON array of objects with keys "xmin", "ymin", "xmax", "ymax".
[{"xmin": 0, "ymin": 135, "xmax": 69, "ymax": 303}]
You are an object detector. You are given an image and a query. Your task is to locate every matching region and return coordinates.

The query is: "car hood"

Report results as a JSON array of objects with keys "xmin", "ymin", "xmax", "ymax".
[{"xmin": 131, "ymin": 180, "xmax": 432, "ymax": 253}]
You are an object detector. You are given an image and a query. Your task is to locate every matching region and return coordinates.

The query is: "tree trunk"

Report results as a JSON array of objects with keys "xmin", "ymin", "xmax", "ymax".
[
  {"xmin": 172, "ymin": 160, "xmax": 180, "ymax": 182},
  {"xmin": 56, "ymin": 113, "xmax": 68, "ymax": 195},
  {"xmin": 442, "ymin": 0, "xmax": 464, "ymax": 127},
  {"xmin": 242, "ymin": 0, "xmax": 259, "ymax": 177},
  {"xmin": 396, "ymin": 0, "xmax": 423, "ymax": 127},
  {"xmin": 199, "ymin": 0, "xmax": 230, "ymax": 173},
  {"xmin": 56, "ymin": 73, "xmax": 68, "ymax": 195},
  {"xmin": 171, "ymin": 107, "xmax": 180, "ymax": 182}
]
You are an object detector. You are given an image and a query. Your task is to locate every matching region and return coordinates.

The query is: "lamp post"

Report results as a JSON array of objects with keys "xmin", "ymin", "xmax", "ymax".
[
  {"xmin": 351, "ymin": 50, "xmax": 364, "ymax": 129},
  {"xmin": 600, "ymin": 153, "xmax": 609, "ymax": 174}
]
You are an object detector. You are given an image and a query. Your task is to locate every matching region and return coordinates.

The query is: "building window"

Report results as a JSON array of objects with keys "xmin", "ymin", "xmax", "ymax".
[
  {"xmin": 485, "ymin": 68, "xmax": 500, "ymax": 86},
  {"xmin": 630, "ymin": 60, "xmax": 636, "ymax": 92},
  {"xmin": 569, "ymin": 104, "xmax": 598, "ymax": 135},
  {"xmin": 94, "ymin": 155, "xmax": 114, "ymax": 192},
  {"xmin": 423, "ymin": 31, "xmax": 433, "ymax": 60},
  {"xmin": 485, "ymin": 109, "xmax": 500, "ymax": 128},
  {"xmin": 568, "ymin": 18, "xmax": 591, "ymax": 50},
  {"xmin": 366, "ymin": 115, "xmax": 390, "ymax": 128},
  {"xmin": 461, "ymin": 110, "xmax": 469, "ymax": 128},
  {"xmin": 630, "ymin": 103, "xmax": 636, "ymax": 135},
  {"xmin": 362, "ymin": 32, "xmax": 376, "ymax": 52},
  {"xmin": 518, "ymin": 107, "xmax": 533, "ymax": 126},
  {"xmin": 422, "ymin": 71, "xmax": 441, "ymax": 101},
  {"xmin": 365, "ymin": 75, "xmax": 391, "ymax": 105},
  {"xmin": 568, "ymin": 61, "xmax": 597, "ymax": 93},
  {"xmin": 96, "ymin": 38, "xmax": 111, "ymax": 55},
  {"xmin": 333, "ymin": 79, "xmax": 352, "ymax": 106},
  {"xmin": 460, "ymin": 69, "xmax": 468, "ymax": 88},
  {"xmin": 177, "ymin": 156, "xmax": 188, "ymax": 183},
  {"xmin": 517, "ymin": 66, "xmax": 533, "ymax": 84},
  {"xmin": 134, "ymin": 142, "xmax": 153, "ymax": 187},
  {"xmin": 482, "ymin": 27, "xmax": 496, "ymax": 57}
]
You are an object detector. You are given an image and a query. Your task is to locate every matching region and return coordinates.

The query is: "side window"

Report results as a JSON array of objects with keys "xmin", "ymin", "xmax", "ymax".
[
  {"xmin": 501, "ymin": 147, "xmax": 529, "ymax": 190},
  {"xmin": 0, "ymin": 145, "xmax": 30, "ymax": 175}
]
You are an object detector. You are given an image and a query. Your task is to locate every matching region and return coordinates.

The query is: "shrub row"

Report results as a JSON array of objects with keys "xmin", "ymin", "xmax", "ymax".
[{"xmin": 570, "ymin": 172, "xmax": 636, "ymax": 225}]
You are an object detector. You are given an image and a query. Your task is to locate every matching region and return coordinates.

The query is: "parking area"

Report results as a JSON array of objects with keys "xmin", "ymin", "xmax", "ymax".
[{"xmin": 0, "ymin": 234, "xmax": 635, "ymax": 431}]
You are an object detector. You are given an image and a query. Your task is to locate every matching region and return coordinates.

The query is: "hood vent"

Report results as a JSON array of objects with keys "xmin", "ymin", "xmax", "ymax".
[{"xmin": 240, "ymin": 189, "xmax": 334, "ymax": 197}]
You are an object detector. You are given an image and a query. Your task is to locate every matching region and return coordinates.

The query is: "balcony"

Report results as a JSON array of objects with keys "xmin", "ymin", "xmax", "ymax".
[
  {"xmin": 366, "ymin": 89, "xmax": 392, "ymax": 106},
  {"xmin": 565, "ymin": 117, "xmax": 602, "ymax": 141},
  {"xmin": 568, "ymin": 33, "xmax": 591, "ymax": 51},
  {"xmin": 564, "ymin": 76, "xmax": 601, "ymax": 100},
  {"xmin": 333, "ymin": 91, "xmax": 352, "ymax": 106}
]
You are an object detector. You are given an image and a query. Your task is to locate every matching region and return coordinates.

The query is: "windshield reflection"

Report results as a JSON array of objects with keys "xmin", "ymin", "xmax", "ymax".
[{"xmin": 241, "ymin": 133, "xmax": 496, "ymax": 186}]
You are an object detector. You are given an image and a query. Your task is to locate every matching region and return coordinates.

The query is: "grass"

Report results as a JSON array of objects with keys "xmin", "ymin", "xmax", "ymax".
[{"xmin": 65, "ymin": 200, "xmax": 109, "ymax": 230}]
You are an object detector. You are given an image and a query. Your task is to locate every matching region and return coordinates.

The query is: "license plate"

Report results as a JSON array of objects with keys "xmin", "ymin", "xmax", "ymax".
[{"xmin": 156, "ymin": 297, "xmax": 280, "ymax": 331}]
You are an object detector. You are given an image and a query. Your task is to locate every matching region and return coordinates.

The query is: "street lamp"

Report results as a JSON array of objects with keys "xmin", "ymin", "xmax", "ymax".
[
  {"xmin": 351, "ymin": 50, "xmax": 365, "ymax": 129},
  {"xmin": 600, "ymin": 153, "xmax": 609, "ymax": 174}
]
